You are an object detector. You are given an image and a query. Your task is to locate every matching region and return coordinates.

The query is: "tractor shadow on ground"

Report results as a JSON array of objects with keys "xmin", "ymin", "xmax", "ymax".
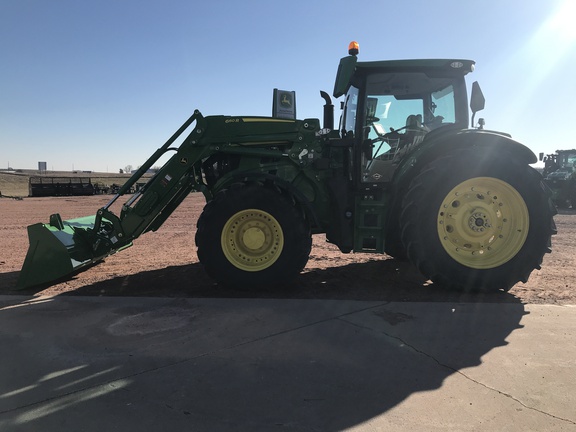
[
  {"xmin": 1, "ymin": 258, "xmax": 528, "ymax": 430},
  {"xmin": 0, "ymin": 271, "xmax": 19, "ymax": 292},
  {"xmin": 0, "ymin": 268, "xmax": 527, "ymax": 432},
  {"xmin": 43, "ymin": 258, "xmax": 522, "ymax": 304}
]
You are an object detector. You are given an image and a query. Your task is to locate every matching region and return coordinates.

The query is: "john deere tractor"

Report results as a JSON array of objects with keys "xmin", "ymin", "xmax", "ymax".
[
  {"xmin": 18, "ymin": 42, "xmax": 556, "ymax": 292},
  {"xmin": 540, "ymin": 149, "xmax": 576, "ymax": 208}
]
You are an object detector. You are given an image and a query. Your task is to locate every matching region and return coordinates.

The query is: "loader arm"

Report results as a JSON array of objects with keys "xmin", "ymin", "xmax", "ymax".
[{"xmin": 17, "ymin": 110, "xmax": 211, "ymax": 289}]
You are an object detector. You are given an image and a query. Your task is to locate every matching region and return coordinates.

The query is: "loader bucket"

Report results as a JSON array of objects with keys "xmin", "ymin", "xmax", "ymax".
[
  {"xmin": 16, "ymin": 214, "xmax": 131, "ymax": 289},
  {"xmin": 16, "ymin": 112, "xmax": 202, "ymax": 290}
]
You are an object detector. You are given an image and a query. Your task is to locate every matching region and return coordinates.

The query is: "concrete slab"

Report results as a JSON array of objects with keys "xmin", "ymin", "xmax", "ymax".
[{"xmin": 0, "ymin": 295, "xmax": 574, "ymax": 431}]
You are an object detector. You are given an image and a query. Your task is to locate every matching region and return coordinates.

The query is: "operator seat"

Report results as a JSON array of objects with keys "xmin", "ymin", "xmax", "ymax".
[{"xmin": 402, "ymin": 114, "xmax": 427, "ymax": 149}]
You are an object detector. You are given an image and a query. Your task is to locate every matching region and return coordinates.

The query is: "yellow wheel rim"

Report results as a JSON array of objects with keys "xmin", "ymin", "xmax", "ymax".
[
  {"xmin": 221, "ymin": 209, "xmax": 284, "ymax": 272},
  {"xmin": 437, "ymin": 177, "xmax": 529, "ymax": 269}
]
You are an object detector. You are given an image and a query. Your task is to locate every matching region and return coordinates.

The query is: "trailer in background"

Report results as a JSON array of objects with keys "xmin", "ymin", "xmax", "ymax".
[{"xmin": 29, "ymin": 177, "xmax": 95, "ymax": 197}]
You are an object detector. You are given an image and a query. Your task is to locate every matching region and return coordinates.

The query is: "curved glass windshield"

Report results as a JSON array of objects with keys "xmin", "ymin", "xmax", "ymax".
[
  {"xmin": 361, "ymin": 73, "xmax": 458, "ymax": 182},
  {"xmin": 365, "ymin": 73, "xmax": 456, "ymax": 141}
]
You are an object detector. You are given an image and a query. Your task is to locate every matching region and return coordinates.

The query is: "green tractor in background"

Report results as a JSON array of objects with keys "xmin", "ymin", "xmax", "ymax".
[
  {"xmin": 18, "ymin": 42, "xmax": 556, "ymax": 292},
  {"xmin": 540, "ymin": 149, "xmax": 576, "ymax": 209}
]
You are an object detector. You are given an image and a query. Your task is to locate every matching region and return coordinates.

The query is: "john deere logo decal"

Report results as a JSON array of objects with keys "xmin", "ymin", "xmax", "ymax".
[
  {"xmin": 273, "ymin": 88, "xmax": 296, "ymax": 119},
  {"xmin": 280, "ymin": 92, "xmax": 292, "ymax": 108}
]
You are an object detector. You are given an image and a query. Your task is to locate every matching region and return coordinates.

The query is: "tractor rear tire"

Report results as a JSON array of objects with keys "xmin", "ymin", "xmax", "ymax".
[
  {"xmin": 400, "ymin": 149, "xmax": 556, "ymax": 292},
  {"xmin": 196, "ymin": 183, "xmax": 311, "ymax": 288}
]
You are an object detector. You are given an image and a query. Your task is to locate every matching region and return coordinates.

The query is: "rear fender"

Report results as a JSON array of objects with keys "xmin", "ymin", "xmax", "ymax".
[{"xmin": 394, "ymin": 129, "xmax": 537, "ymax": 189}]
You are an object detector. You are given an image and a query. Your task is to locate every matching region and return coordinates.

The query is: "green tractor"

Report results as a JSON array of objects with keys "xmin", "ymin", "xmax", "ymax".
[
  {"xmin": 540, "ymin": 149, "xmax": 576, "ymax": 209},
  {"xmin": 18, "ymin": 42, "xmax": 556, "ymax": 292}
]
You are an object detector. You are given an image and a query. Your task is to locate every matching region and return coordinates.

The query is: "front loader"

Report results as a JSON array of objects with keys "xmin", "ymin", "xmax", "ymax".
[{"xmin": 18, "ymin": 42, "xmax": 556, "ymax": 292}]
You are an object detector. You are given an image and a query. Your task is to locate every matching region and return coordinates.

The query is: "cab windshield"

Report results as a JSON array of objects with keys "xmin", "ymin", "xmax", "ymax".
[
  {"xmin": 365, "ymin": 73, "xmax": 456, "ymax": 151},
  {"xmin": 360, "ymin": 72, "xmax": 459, "ymax": 182}
]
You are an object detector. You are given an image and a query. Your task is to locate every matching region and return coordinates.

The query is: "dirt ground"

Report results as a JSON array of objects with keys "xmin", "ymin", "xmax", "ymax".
[{"xmin": 0, "ymin": 193, "xmax": 575, "ymax": 304}]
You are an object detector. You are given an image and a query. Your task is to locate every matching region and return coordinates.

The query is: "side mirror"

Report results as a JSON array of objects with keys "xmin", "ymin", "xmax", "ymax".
[
  {"xmin": 333, "ymin": 55, "xmax": 358, "ymax": 98},
  {"xmin": 470, "ymin": 81, "xmax": 485, "ymax": 128},
  {"xmin": 470, "ymin": 81, "xmax": 485, "ymax": 113}
]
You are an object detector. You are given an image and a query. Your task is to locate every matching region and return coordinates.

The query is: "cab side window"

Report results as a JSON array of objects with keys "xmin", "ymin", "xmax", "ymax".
[{"xmin": 342, "ymin": 86, "xmax": 359, "ymax": 138}]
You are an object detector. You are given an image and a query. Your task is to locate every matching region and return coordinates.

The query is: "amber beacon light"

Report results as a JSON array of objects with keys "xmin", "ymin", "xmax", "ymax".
[{"xmin": 348, "ymin": 41, "xmax": 359, "ymax": 56}]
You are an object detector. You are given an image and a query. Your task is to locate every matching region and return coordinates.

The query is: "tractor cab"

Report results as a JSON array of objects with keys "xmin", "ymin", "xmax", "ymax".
[
  {"xmin": 329, "ymin": 42, "xmax": 483, "ymax": 253},
  {"xmin": 334, "ymin": 42, "xmax": 477, "ymax": 186}
]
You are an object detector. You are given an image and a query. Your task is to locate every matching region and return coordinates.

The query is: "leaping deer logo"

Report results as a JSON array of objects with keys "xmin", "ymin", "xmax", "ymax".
[{"xmin": 281, "ymin": 94, "xmax": 292, "ymax": 107}]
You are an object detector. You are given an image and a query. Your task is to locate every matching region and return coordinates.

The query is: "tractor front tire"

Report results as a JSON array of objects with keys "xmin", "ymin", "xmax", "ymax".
[
  {"xmin": 196, "ymin": 183, "xmax": 312, "ymax": 288},
  {"xmin": 400, "ymin": 149, "xmax": 556, "ymax": 292}
]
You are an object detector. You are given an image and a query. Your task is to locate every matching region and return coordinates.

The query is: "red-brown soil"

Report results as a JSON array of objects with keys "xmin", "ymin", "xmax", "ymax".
[{"xmin": 1, "ymin": 194, "xmax": 574, "ymax": 304}]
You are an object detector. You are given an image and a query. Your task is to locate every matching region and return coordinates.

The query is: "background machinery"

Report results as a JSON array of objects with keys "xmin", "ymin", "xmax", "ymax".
[
  {"xmin": 540, "ymin": 149, "xmax": 576, "ymax": 208},
  {"xmin": 28, "ymin": 176, "xmax": 95, "ymax": 197},
  {"xmin": 18, "ymin": 42, "xmax": 556, "ymax": 292}
]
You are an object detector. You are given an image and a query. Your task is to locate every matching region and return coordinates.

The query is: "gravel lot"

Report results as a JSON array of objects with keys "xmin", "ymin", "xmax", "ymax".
[{"xmin": 1, "ymin": 191, "xmax": 574, "ymax": 304}]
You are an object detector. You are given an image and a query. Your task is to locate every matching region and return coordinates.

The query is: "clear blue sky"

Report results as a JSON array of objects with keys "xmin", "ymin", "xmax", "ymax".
[{"xmin": 1, "ymin": 0, "xmax": 575, "ymax": 172}]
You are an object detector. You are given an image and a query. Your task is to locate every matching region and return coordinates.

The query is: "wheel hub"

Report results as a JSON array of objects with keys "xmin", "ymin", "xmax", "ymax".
[
  {"xmin": 221, "ymin": 209, "xmax": 284, "ymax": 272},
  {"xmin": 469, "ymin": 212, "xmax": 491, "ymax": 232},
  {"xmin": 243, "ymin": 227, "xmax": 266, "ymax": 250}
]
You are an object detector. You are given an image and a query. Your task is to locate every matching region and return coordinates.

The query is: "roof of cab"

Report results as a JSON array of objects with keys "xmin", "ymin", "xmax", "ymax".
[{"xmin": 355, "ymin": 59, "xmax": 475, "ymax": 74}]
